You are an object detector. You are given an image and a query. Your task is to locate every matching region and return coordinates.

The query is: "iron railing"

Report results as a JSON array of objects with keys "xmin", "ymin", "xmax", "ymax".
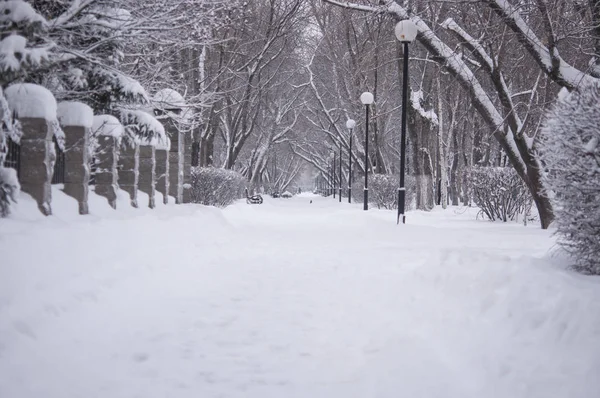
[{"xmin": 3, "ymin": 137, "xmax": 21, "ymax": 178}]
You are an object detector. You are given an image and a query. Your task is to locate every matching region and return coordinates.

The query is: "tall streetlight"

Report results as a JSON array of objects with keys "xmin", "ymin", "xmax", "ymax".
[
  {"xmin": 360, "ymin": 92, "xmax": 374, "ymax": 211},
  {"xmin": 338, "ymin": 143, "xmax": 342, "ymax": 202},
  {"xmin": 394, "ymin": 20, "xmax": 418, "ymax": 224},
  {"xmin": 346, "ymin": 119, "xmax": 356, "ymax": 203},
  {"xmin": 333, "ymin": 151, "xmax": 337, "ymax": 199},
  {"xmin": 328, "ymin": 162, "xmax": 332, "ymax": 196}
]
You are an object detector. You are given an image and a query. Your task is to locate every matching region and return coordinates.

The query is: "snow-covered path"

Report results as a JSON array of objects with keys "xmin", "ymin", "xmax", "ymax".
[{"xmin": 1, "ymin": 192, "xmax": 600, "ymax": 398}]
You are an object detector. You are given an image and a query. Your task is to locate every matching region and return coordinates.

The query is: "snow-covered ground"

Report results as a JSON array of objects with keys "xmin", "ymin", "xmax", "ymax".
[{"xmin": 1, "ymin": 189, "xmax": 600, "ymax": 398}]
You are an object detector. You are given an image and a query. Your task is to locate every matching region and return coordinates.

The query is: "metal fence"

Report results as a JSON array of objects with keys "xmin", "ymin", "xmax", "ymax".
[{"xmin": 3, "ymin": 137, "xmax": 21, "ymax": 178}]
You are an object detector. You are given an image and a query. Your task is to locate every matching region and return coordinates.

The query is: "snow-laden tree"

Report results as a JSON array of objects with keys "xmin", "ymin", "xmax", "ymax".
[
  {"xmin": 28, "ymin": 1, "xmax": 148, "ymax": 113},
  {"xmin": 1, "ymin": 1, "xmax": 52, "ymax": 217},
  {"xmin": 199, "ymin": 0, "xmax": 309, "ymax": 170},
  {"xmin": 540, "ymin": 83, "xmax": 600, "ymax": 274},
  {"xmin": 320, "ymin": 0, "xmax": 600, "ymax": 228}
]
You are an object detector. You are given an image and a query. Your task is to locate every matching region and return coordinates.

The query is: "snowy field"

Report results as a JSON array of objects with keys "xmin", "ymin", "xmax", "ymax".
[{"xmin": 1, "ymin": 189, "xmax": 600, "ymax": 398}]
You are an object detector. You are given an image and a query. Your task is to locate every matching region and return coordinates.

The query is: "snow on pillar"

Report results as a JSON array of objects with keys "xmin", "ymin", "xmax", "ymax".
[
  {"xmin": 92, "ymin": 115, "xmax": 123, "ymax": 209},
  {"xmin": 57, "ymin": 102, "xmax": 93, "ymax": 215},
  {"xmin": 138, "ymin": 142, "xmax": 156, "ymax": 209},
  {"xmin": 5, "ymin": 83, "xmax": 58, "ymax": 216},
  {"xmin": 118, "ymin": 143, "xmax": 139, "ymax": 208},
  {"xmin": 155, "ymin": 138, "xmax": 170, "ymax": 204}
]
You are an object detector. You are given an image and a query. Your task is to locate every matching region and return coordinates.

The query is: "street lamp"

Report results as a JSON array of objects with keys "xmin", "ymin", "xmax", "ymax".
[
  {"xmin": 338, "ymin": 143, "xmax": 342, "ymax": 202},
  {"xmin": 333, "ymin": 151, "xmax": 337, "ymax": 199},
  {"xmin": 360, "ymin": 91, "xmax": 374, "ymax": 211},
  {"xmin": 394, "ymin": 19, "xmax": 418, "ymax": 224},
  {"xmin": 346, "ymin": 119, "xmax": 356, "ymax": 203}
]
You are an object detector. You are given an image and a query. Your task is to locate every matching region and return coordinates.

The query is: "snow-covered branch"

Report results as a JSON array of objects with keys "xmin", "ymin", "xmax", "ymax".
[{"xmin": 483, "ymin": 0, "xmax": 598, "ymax": 89}]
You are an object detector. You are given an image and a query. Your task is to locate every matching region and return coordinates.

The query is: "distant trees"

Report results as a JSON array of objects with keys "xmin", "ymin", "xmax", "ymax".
[{"xmin": 197, "ymin": 0, "xmax": 309, "ymax": 192}]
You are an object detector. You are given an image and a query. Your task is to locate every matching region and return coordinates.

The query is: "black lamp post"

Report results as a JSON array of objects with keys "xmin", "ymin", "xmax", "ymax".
[
  {"xmin": 338, "ymin": 144, "xmax": 342, "ymax": 202},
  {"xmin": 346, "ymin": 119, "xmax": 356, "ymax": 203},
  {"xmin": 395, "ymin": 20, "xmax": 418, "ymax": 224},
  {"xmin": 328, "ymin": 163, "xmax": 332, "ymax": 196},
  {"xmin": 333, "ymin": 152, "xmax": 337, "ymax": 199},
  {"xmin": 360, "ymin": 92, "xmax": 374, "ymax": 211}
]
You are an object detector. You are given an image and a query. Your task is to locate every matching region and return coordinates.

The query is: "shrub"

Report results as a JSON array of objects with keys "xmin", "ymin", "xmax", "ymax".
[
  {"xmin": 539, "ymin": 84, "xmax": 600, "ymax": 274},
  {"xmin": 190, "ymin": 167, "xmax": 246, "ymax": 207},
  {"xmin": 351, "ymin": 174, "xmax": 415, "ymax": 210},
  {"xmin": 0, "ymin": 167, "xmax": 20, "ymax": 217},
  {"xmin": 471, "ymin": 166, "xmax": 532, "ymax": 222}
]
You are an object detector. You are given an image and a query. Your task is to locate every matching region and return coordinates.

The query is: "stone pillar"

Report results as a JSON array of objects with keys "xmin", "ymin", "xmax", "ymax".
[
  {"xmin": 95, "ymin": 135, "xmax": 119, "ymax": 209},
  {"xmin": 164, "ymin": 119, "xmax": 183, "ymax": 204},
  {"xmin": 155, "ymin": 141, "xmax": 170, "ymax": 204},
  {"xmin": 19, "ymin": 118, "xmax": 55, "ymax": 215},
  {"xmin": 62, "ymin": 125, "xmax": 90, "ymax": 214},
  {"xmin": 118, "ymin": 144, "xmax": 139, "ymax": 208},
  {"xmin": 138, "ymin": 143, "xmax": 156, "ymax": 209}
]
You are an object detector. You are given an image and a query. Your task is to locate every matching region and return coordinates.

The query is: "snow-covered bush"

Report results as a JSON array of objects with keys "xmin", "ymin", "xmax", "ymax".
[
  {"xmin": 351, "ymin": 174, "xmax": 415, "ymax": 210},
  {"xmin": 0, "ymin": 166, "xmax": 19, "ymax": 217},
  {"xmin": 190, "ymin": 167, "xmax": 246, "ymax": 208},
  {"xmin": 471, "ymin": 167, "xmax": 532, "ymax": 222},
  {"xmin": 539, "ymin": 84, "xmax": 600, "ymax": 274}
]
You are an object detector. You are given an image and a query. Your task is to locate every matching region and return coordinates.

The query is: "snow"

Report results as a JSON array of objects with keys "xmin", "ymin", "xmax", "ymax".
[
  {"xmin": 103, "ymin": 8, "xmax": 132, "ymax": 29},
  {"xmin": 92, "ymin": 115, "xmax": 124, "ymax": 138},
  {"xmin": 0, "ymin": 1, "xmax": 45, "ymax": 25},
  {"xmin": 584, "ymin": 136, "xmax": 598, "ymax": 153},
  {"xmin": 57, "ymin": 102, "xmax": 94, "ymax": 128},
  {"xmin": 1, "ymin": 190, "xmax": 599, "ymax": 398},
  {"xmin": 0, "ymin": 166, "xmax": 20, "ymax": 190},
  {"xmin": 0, "ymin": 35, "xmax": 27, "ymax": 71},
  {"xmin": 155, "ymin": 136, "xmax": 171, "ymax": 151},
  {"xmin": 4, "ymin": 83, "xmax": 57, "ymax": 121},
  {"xmin": 410, "ymin": 90, "xmax": 439, "ymax": 125},
  {"xmin": 153, "ymin": 88, "xmax": 186, "ymax": 109},
  {"xmin": 116, "ymin": 73, "xmax": 148, "ymax": 102},
  {"xmin": 120, "ymin": 109, "xmax": 167, "ymax": 147},
  {"xmin": 558, "ymin": 87, "xmax": 570, "ymax": 101},
  {"xmin": 0, "ymin": 35, "xmax": 48, "ymax": 71}
]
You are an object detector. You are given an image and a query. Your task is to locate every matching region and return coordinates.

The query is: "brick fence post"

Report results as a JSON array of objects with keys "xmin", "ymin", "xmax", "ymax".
[
  {"xmin": 57, "ymin": 101, "xmax": 93, "ymax": 215},
  {"xmin": 118, "ymin": 143, "xmax": 139, "ymax": 208},
  {"xmin": 91, "ymin": 115, "xmax": 123, "ymax": 209},
  {"xmin": 138, "ymin": 142, "xmax": 156, "ymax": 208},
  {"xmin": 5, "ymin": 83, "xmax": 58, "ymax": 216}
]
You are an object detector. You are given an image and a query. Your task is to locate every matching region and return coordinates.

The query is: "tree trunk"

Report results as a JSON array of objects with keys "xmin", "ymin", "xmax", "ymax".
[{"xmin": 437, "ymin": 78, "xmax": 448, "ymax": 209}]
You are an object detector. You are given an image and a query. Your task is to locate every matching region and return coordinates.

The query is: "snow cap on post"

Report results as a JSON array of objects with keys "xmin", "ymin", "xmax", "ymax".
[
  {"xmin": 5, "ymin": 83, "xmax": 57, "ymax": 121},
  {"xmin": 360, "ymin": 92, "xmax": 374, "ymax": 105},
  {"xmin": 57, "ymin": 102, "xmax": 94, "ymax": 128},
  {"xmin": 92, "ymin": 115, "xmax": 124, "ymax": 138},
  {"xmin": 153, "ymin": 88, "xmax": 185, "ymax": 112}
]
